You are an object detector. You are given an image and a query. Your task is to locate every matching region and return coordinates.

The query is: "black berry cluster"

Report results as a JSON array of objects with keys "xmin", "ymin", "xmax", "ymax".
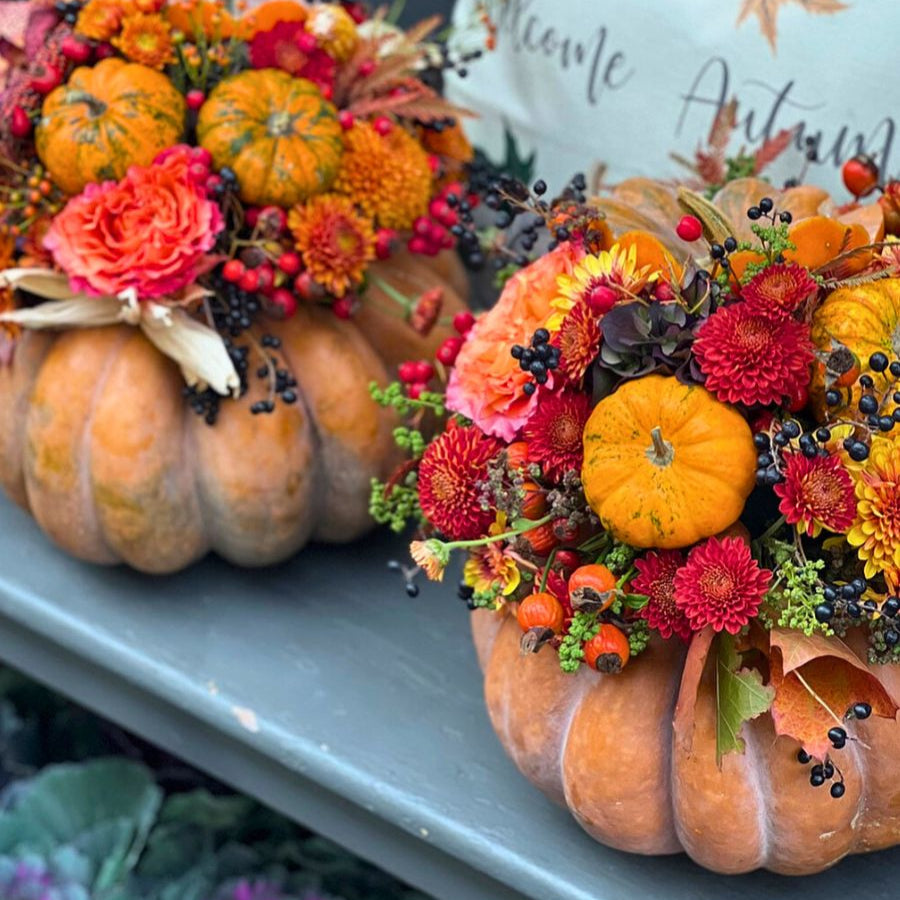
[
  {"xmin": 753, "ymin": 421, "xmax": 831, "ymax": 486},
  {"xmin": 511, "ymin": 328, "xmax": 560, "ymax": 396}
]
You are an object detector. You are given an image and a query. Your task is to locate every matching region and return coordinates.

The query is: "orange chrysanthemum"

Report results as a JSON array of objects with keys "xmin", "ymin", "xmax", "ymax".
[
  {"xmin": 165, "ymin": 0, "xmax": 236, "ymax": 41},
  {"xmin": 113, "ymin": 13, "xmax": 175, "ymax": 68},
  {"xmin": 848, "ymin": 436, "xmax": 900, "ymax": 583},
  {"xmin": 333, "ymin": 122, "xmax": 433, "ymax": 231},
  {"xmin": 553, "ymin": 300, "xmax": 602, "ymax": 383},
  {"xmin": 288, "ymin": 194, "xmax": 375, "ymax": 297},
  {"xmin": 76, "ymin": 0, "xmax": 128, "ymax": 41}
]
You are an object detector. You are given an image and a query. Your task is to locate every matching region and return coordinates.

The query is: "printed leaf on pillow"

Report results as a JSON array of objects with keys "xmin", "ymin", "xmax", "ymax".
[
  {"xmin": 769, "ymin": 628, "xmax": 898, "ymax": 759},
  {"xmin": 716, "ymin": 631, "xmax": 775, "ymax": 764},
  {"xmin": 737, "ymin": 0, "xmax": 847, "ymax": 52}
]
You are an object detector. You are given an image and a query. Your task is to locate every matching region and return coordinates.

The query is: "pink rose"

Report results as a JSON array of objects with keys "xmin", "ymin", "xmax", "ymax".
[{"xmin": 44, "ymin": 152, "xmax": 223, "ymax": 300}]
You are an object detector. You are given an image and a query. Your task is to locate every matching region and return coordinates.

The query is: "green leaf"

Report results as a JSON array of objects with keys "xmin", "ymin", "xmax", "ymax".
[
  {"xmin": 715, "ymin": 633, "xmax": 774, "ymax": 764},
  {"xmin": 157, "ymin": 790, "xmax": 254, "ymax": 832}
]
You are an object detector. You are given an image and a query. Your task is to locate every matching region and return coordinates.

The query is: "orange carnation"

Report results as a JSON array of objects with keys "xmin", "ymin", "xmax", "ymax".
[{"xmin": 446, "ymin": 243, "xmax": 583, "ymax": 441}]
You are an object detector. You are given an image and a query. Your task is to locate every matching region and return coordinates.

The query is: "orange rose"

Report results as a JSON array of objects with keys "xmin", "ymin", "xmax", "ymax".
[
  {"xmin": 446, "ymin": 242, "xmax": 583, "ymax": 441},
  {"xmin": 44, "ymin": 150, "xmax": 224, "ymax": 301}
]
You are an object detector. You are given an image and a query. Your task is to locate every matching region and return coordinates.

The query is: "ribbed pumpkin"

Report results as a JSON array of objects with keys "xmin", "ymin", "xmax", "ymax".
[
  {"xmin": 35, "ymin": 58, "xmax": 186, "ymax": 196},
  {"xmin": 471, "ymin": 608, "xmax": 900, "ymax": 874},
  {"xmin": 810, "ymin": 280, "xmax": 900, "ymax": 417},
  {"xmin": 581, "ymin": 375, "xmax": 756, "ymax": 549},
  {"xmin": 0, "ymin": 250, "xmax": 467, "ymax": 574},
  {"xmin": 197, "ymin": 69, "xmax": 343, "ymax": 208}
]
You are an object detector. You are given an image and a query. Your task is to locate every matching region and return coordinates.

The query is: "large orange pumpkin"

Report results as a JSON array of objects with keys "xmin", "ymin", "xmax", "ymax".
[
  {"xmin": 197, "ymin": 69, "xmax": 344, "ymax": 208},
  {"xmin": 35, "ymin": 58, "xmax": 186, "ymax": 196},
  {"xmin": 472, "ymin": 608, "xmax": 900, "ymax": 874},
  {"xmin": 810, "ymin": 280, "xmax": 900, "ymax": 418},
  {"xmin": 582, "ymin": 375, "xmax": 756, "ymax": 549},
  {"xmin": 0, "ymin": 251, "xmax": 466, "ymax": 573}
]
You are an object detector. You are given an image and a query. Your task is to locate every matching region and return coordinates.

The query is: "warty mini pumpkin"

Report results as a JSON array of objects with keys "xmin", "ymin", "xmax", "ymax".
[
  {"xmin": 810, "ymin": 280, "xmax": 900, "ymax": 418},
  {"xmin": 0, "ymin": 251, "xmax": 467, "ymax": 574},
  {"xmin": 581, "ymin": 375, "xmax": 757, "ymax": 549},
  {"xmin": 197, "ymin": 69, "xmax": 344, "ymax": 208},
  {"xmin": 35, "ymin": 58, "xmax": 186, "ymax": 196}
]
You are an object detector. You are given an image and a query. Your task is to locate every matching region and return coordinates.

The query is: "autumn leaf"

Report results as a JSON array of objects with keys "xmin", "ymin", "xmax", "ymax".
[
  {"xmin": 716, "ymin": 631, "xmax": 774, "ymax": 764},
  {"xmin": 769, "ymin": 628, "xmax": 898, "ymax": 759},
  {"xmin": 753, "ymin": 127, "xmax": 796, "ymax": 174},
  {"xmin": 737, "ymin": 0, "xmax": 848, "ymax": 53}
]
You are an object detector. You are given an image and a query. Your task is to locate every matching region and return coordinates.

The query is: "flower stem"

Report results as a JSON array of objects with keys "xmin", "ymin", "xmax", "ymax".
[{"xmin": 442, "ymin": 514, "xmax": 553, "ymax": 553}]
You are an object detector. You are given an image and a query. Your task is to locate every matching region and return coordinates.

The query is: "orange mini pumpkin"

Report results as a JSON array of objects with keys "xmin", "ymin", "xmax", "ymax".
[
  {"xmin": 197, "ymin": 69, "xmax": 344, "ymax": 208},
  {"xmin": 582, "ymin": 375, "xmax": 756, "ymax": 549},
  {"xmin": 35, "ymin": 58, "xmax": 186, "ymax": 196},
  {"xmin": 0, "ymin": 251, "xmax": 466, "ymax": 573}
]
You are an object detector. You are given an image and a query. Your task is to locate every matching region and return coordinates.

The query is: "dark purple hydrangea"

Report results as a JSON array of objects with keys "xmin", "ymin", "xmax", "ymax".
[{"xmin": 0, "ymin": 853, "xmax": 89, "ymax": 900}]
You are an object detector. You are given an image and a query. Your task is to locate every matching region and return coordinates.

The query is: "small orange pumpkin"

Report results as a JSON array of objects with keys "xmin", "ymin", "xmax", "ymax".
[
  {"xmin": 35, "ymin": 58, "xmax": 185, "ymax": 195},
  {"xmin": 581, "ymin": 375, "xmax": 756, "ymax": 549},
  {"xmin": 197, "ymin": 69, "xmax": 343, "ymax": 208}
]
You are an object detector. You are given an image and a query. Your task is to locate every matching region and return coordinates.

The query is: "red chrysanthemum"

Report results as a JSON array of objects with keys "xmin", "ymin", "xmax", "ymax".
[
  {"xmin": 523, "ymin": 391, "xmax": 591, "ymax": 481},
  {"xmin": 673, "ymin": 537, "xmax": 772, "ymax": 634},
  {"xmin": 693, "ymin": 303, "xmax": 814, "ymax": 406},
  {"xmin": 553, "ymin": 301, "xmax": 602, "ymax": 383},
  {"xmin": 249, "ymin": 22, "xmax": 336, "ymax": 92},
  {"xmin": 417, "ymin": 426, "xmax": 502, "ymax": 540},
  {"xmin": 741, "ymin": 263, "xmax": 817, "ymax": 320},
  {"xmin": 773, "ymin": 451, "xmax": 856, "ymax": 537},
  {"xmin": 632, "ymin": 549, "xmax": 692, "ymax": 641}
]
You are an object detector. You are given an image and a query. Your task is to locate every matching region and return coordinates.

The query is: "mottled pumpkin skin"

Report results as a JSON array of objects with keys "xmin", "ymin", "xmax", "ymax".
[
  {"xmin": 35, "ymin": 58, "xmax": 186, "ymax": 196},
  {"xmin": 810, "ymin": 280, "xmax": 900, "ymax": 418},
  {"xmin": 0, "ymin": 250, "xmax": 467, "ymax": 573},
  {"xmin": 197, "ymin": 69, "xmax": 343, "ymax": 208},
  {"xmin": 472, "ymin": 609, "xmax": 900, "ymax": 874},
  {"xmin": 582, "ymin": 375, "xmax": 756, "ymax": 549}
]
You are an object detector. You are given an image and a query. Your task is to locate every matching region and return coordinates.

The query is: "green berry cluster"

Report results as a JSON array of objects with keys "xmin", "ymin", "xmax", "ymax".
[
  {"xmin": 558, "ymin": 612, "xmax": 600, "ymax": 673},
  {"xmin": 763, "ymin": 539, "xmax": 831, "ymax": 636},
  {"xmin": 369, "ymin": 475, "xmax": 423, "ymax": 534},
  {"xmin": 603, "ymin": 540, "xmax": 637, "ymax": 575},
  {"xmin": 627, "ymin": 619, "xmax": 651, "ymax": 657},
  {"xmin": 392, "ymin": 426, "xmax": 427, "ymax": 457},
  {"xmin": 369, "ymin": 381, "xmax": 446, "ymax": 417}
]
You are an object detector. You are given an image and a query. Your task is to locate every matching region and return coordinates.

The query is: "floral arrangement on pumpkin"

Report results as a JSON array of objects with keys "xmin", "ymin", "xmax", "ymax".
[
  {"xmin": 375, "ymin": 153, "xmax": 900, "ymax": 796},
  {"xmin": 0, "ymin": 0, "xmax": 490, "ymax": 422}
]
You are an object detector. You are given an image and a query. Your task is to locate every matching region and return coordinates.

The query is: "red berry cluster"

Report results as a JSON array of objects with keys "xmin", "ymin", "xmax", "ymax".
[
  {"xmin": 398, "ymin": 311, "xmax": 476, "ymax": 397},
  {"xmin": 408, "ymin": 182, "xmax": 479, "ymax": 257}
]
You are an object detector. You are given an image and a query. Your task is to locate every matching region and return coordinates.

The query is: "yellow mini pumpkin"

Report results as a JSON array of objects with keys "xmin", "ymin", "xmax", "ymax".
[
  {"xmin": 35, "ymin": 58, "xmax": 186, "ymax": 195},
  {"xmin": 197, "ymin": 69, "xmax": 343, "ymax": 208},
  {"xmin": 810, "ymin": 279, "xmax": 900, "ymax": 417},
  {"xmin": 581, "ymin": 375, "xmax": 756, "ymax": 548}
]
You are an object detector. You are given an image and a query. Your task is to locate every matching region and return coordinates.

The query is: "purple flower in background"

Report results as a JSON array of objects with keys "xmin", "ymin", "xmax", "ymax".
[
  {"xmin": 216, "ymin": 879, "xmax": 292, "ymax": 900},
  {"xmin": 0, "ymin": 853, "xmax": 89, "ymax": 900}
]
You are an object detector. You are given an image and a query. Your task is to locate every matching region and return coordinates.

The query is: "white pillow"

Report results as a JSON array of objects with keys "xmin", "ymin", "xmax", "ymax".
[{"xmin": 446, "ymin": 0, "xmax": 895, "ymax": 197}]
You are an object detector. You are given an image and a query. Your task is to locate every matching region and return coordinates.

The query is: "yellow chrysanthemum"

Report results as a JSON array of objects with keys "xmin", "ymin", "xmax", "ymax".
[
  {"xmin": 547, "ymin": 242, "xmax": 657, "ymax": 331},
  {"xmin": 305, "ymin": 4, "xmax": 358, "ymax": 61},
  {"xmin": 76, "ymin": 0, "xmax": 129, "ymax": 41},
  {"xmin": 463, "ymin": 514, "xmax": 521, "ymax": 597},
  {"xmin": 113, "ymin": 13, "xmax": 176, "ymax": 68},
  {"xmin": 288, "ymin": 194, "xmax": 375, "ymax": 298},
  {"xmin": 847, "ymin": 435, "xmax": 900, "ymax": 585},
  {"xmin": 333, "ymin": 122, "xmax": 433, "ymax": 231}
]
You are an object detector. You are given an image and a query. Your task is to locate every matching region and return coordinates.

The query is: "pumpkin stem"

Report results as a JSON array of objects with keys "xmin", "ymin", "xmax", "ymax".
[{"xmin": 646, "ymin": 426, "xmax": 675, "ymax": 467}]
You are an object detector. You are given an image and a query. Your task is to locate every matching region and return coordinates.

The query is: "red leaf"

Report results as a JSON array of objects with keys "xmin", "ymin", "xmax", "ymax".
[
  {"xmin": 769, "ymin": 628, "xmax": 898, "ymax": 759},
  {"xmin": 753, "ymin": 127, "xmax": 795, "ymax": 173}
]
